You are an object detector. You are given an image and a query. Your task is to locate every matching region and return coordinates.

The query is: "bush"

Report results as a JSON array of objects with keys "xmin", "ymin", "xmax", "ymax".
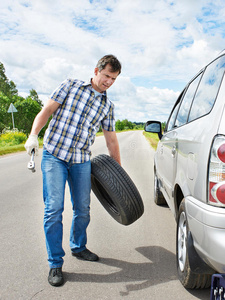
[{"xmin": 0, "ymin": 128, "xmax": 27, "ymax": 146}]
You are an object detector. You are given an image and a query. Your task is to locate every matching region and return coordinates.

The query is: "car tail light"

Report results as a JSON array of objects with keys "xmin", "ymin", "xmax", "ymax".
[
  {"xmin": 217, "ymin": 143, "xmax": 225, "ymax": 163},
  {"xmin": 208, "ymin": 135, "xmax": 225, "ymax": 207}
]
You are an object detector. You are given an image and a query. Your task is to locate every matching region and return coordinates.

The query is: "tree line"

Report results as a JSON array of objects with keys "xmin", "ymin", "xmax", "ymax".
[{"xmin": 0, "ymin": 62, "xmax": 145, "ymax": 137}]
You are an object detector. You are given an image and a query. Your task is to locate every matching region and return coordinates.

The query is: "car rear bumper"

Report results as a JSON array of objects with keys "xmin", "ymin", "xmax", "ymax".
[{"xmin": 186, "ymin": 196, "xmax": 225, "ymax": 273}]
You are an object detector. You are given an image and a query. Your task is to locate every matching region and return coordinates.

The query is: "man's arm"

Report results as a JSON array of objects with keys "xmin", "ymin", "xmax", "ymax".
[
  {"xmin": 30, "ymin": 98, "xmax": 60, "ymax": 135},
  {"xmin": 25, "ymin": 99, "xmax": 60, "ymax": 155},
  {"xmin": 103, "ymin": 129, "xmax": 121, "ymax": 165}
]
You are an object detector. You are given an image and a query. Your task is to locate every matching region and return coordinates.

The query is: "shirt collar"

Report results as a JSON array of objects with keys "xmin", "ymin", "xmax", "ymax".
[{"xmin": 82, "ymin": 79, "xmax": 107, "ymax": 97}]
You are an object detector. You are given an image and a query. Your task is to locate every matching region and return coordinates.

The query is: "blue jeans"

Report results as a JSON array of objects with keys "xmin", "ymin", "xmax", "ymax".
[{"xmin": 41, "ymin": 149, "xmax": 91, "ymax": 268}]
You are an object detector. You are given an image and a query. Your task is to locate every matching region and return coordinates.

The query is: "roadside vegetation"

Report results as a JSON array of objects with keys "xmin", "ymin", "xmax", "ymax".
[
  {"xmin": 0, "ymin": 61, "xmax": 160, "ymax": 155},
  {"xmin": 143, "ymin": 132, "xmax": 159, "ymax": 151}
]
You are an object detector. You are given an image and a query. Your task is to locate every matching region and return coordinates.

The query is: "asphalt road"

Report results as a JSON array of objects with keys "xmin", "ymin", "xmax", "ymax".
[{"xmin": 0, "ymin": 131, "xmax": 211, "ymax": 300}]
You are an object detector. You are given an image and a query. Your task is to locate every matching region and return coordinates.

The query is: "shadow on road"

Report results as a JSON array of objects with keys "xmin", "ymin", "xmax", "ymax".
[{"xmin": 63, "ymin": 246, "xmax": 210, "ymax": 299}]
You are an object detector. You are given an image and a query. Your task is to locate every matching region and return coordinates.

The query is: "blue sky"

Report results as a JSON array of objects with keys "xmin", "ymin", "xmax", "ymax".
[{"xmin": 0, "ymin": 0, "xmax": 225, "ymax": 122}]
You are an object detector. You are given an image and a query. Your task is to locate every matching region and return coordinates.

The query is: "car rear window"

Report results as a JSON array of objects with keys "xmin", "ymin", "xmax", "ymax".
[
  {"xmin": 188, "ymin": 55, "xmax": 225, "ymax": 122},
  {"xmin": 175, "ymin": 73, "xmax": 202, "ymax": 127}
]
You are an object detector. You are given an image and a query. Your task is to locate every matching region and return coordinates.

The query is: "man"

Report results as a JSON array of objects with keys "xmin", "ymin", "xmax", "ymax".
[{"xmin": 25, "ymin": 55, "xmax": 121, "ymax": 286}]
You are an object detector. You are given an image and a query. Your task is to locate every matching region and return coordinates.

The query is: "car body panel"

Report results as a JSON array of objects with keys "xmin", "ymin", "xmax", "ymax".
[
  {"xmin": 186, "ymin": 196, "xmax": 225, "ymax": 273},
  {"xmin": 155, "ymin": 130, "xmax": 178, "ymax": 212}
]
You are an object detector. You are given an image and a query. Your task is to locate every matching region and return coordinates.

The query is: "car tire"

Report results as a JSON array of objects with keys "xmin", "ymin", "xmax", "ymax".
[
  {"xmin": 154, "ymin": 170, "xmax": 166, "ymax": 205},
  {"xmin": 176, "ymin": 200, "xmax": 211, "ymax": 289},
  {"xmin": 91, "ymin": 154, "xmax": 144, "ymax": 225}
]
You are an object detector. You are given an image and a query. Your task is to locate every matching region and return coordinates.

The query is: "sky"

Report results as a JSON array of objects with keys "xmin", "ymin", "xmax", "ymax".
[{"xmin": 1, "ymin": 0, "xmax": 225, "ymax": 123}]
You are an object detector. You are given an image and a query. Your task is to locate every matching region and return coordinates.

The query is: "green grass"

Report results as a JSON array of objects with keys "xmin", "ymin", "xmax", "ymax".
[
  {"xmin": 0, "ymin": 140, "xmax": 43, "ymax": 156},
  {"xmin": 0, "ymin": 144, "xmax": 27, "ymax": 155},
  {"xmin": 142, "ymin": 131, "xmax": 159, "ymax": 150}
]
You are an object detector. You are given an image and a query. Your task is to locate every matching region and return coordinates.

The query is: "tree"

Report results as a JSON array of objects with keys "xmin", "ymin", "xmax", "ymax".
[
  {"xmin": 8, "ymin": 80, "xmax": 18, "ymax": 97},
  {"xmin": 14, "ymin": 97, "xmax": 42, "ymax": 135},
  {"xmin": 28, "ymin": 89, "xmax": 43, "ymax": 107},
  {"xmin": 0, "ymin": 92, "xmax": 11, "ymax": 132},
  {"xmin": 0, "ymin": 63, "xmax": 8, "ymax": 95},
  {"xmin": 0, "ymin": 62, "xmax": 18, "ymax": 98},
  {"xmin": 123, "ymin": 119, "xmax": 134, "ymax": 129},
  {"xmin": 115, "ymin": 120, "xmax": 124, "ymax": 131}
]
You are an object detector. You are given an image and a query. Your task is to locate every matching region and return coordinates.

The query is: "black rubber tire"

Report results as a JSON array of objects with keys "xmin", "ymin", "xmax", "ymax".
[
  {"xmin": 176, "ymin": 200, "xmax": 211, "ymax": 289},
  {"xmin": 91, "ymin": 154, "xmax": 144, "ymax": 225},
  {"xmin": 154, "ymin": 169, "xmax": 166, "ymax": 205}
]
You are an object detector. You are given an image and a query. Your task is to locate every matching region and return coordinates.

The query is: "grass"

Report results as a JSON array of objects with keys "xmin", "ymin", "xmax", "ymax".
[
  {"xmin": 0, "ymin": 144, "xmax": 27, "ymax": 155},
  {"xmin": 0, "ymin": 140, "xmax": 43, "ymax": 156},
  {"xmin": 0, "ymin": 130, "xmax": 158, "ymax": 156},
  {"xmin": 142, "ymin": 131, "xmax": 159, "ymax": 151}
]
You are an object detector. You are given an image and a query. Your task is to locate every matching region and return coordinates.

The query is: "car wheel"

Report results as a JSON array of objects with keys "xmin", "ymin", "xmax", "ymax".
[
  {"xmin": 176, "ymin": 200, "xmax": 211, "ymax": 289},
  {"xmin": 154, "ymin": 170, "xmax": 166, "ymax": 205},
  {"xmin": 91, "ymin": 154, "xmax": 144, "ymax": 225}
]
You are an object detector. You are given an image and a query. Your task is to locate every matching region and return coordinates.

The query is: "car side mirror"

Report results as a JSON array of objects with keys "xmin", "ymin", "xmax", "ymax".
[{"xmin": 144, "ymin": 121, "xmax": 163, "ymax": 140}]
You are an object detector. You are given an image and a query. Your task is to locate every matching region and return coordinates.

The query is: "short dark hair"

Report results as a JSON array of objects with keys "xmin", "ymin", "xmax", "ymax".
[{"xmin": 96, "ymin": 55, "xmax": 121, "ymax": 74}]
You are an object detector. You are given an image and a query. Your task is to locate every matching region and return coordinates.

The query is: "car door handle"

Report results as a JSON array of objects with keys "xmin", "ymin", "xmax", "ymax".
[{"xmin": 172, "ymin": 146, "xmax": 176, "ymax": 157}]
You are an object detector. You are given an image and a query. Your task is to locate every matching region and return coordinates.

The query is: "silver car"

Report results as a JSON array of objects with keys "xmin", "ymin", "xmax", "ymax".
[{"xmin": 145, "ymin": 51, "xmax": 225, "ymax": 289}]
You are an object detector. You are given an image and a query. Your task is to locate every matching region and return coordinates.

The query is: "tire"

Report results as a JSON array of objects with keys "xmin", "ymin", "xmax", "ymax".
[
  {"xmin": 176, "ymin": 200, "xmax": 211, "ymax": 289},
  {"xmin": 91, "ymin": 154, "xmax": 144, "ymax": 225},
  {"xmin": 154, "ymin": 170, "xmax": 166, "ymax": 205}
]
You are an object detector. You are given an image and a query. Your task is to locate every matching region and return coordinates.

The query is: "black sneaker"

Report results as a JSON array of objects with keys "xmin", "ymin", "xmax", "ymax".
[
  {"xmin": 48, "ymin": 267, "xmax": 64, "ymax": 286},
  {"xmin": 72, "ymin": 249, "xmax": 99, "ymax": 261}
]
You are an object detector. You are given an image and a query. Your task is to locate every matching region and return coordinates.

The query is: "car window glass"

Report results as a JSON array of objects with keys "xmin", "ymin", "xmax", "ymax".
[
  {"xmin": 188, "ymin": 55, "xmax": 225, "ymax": 122},
  {"xmin": 175, "ymin": 73, "xmax": 202, "ymax": 127},
  {"xmin": 166, "ymin": 99, "xmax": 180, "ymax": 131}
]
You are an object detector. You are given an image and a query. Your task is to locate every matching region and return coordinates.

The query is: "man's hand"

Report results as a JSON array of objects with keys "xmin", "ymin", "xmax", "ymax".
[{"xmin": 24, "ymin": 134, "xmax": 39, "ymax": 156}]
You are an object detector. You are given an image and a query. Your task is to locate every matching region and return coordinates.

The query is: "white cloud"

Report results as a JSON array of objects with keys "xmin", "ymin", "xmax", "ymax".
[
  {"xmin": 0, "ymin": 0, "xmax": 225, "ymax": 123},
  {"xmin": 108, "ymin": 76, "xmax": 179, "ymax": 122}
]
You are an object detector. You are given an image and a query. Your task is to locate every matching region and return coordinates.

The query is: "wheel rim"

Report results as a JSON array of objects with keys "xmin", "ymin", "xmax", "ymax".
[{"xmin": 177, "ymin": 211, "xmax": 187, "ymax": 272}]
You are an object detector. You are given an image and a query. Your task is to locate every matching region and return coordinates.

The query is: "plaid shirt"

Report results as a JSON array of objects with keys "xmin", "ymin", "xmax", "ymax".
[{"xmin": 43, "ymin": 79, "xmax": 115, "ymax": 163}]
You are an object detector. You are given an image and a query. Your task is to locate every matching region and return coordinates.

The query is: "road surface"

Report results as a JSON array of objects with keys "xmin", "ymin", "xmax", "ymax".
[{"xmin": 0, "ymin": 131, "xmax": 211, "ymax": 299}]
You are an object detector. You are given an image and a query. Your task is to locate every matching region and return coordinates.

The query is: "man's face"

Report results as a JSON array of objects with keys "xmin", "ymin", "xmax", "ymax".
[{"xmin": 92, "ymin": 64, "xmax": 119, "ymax": 93}]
